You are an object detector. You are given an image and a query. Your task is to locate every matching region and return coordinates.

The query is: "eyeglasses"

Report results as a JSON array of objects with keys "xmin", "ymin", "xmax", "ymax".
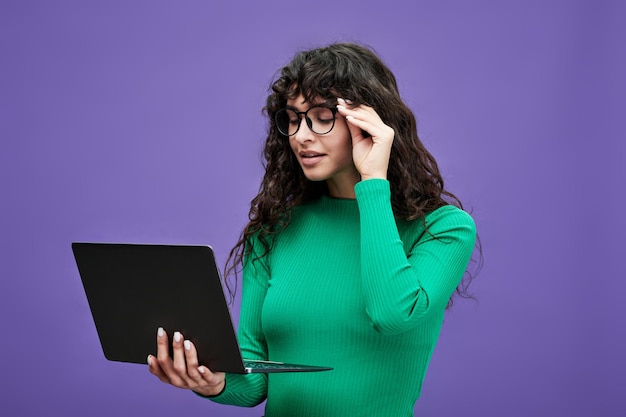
[{"xmin": 275, "ymin": 106, "xmax": 338, "ymax": 136}]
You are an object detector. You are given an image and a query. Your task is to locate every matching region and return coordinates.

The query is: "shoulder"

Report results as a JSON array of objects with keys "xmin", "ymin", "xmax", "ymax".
[
  {"xmin": 425, "ymin": 205, "xmax": 476, "ymax": 233},
  {"xmin": 397, "ymin": 205, "xmax": 476, "ymax": 249}
]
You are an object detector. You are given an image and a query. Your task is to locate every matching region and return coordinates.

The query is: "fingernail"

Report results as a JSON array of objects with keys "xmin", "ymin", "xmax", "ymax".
[
  {"xmin": 337, "ymin": 105, "xmax": 345, "ymax": 110},
  {"xmin": 174, "ymin": 332, "xmax": 181, "ymax": 343},
  {"xmin": 147, "ymin": 355, "xmax": 152, "ymax": 365},
  {"xmin": 198, "ymin": 367, "xmax": 205, "ymax": 374},
  {"xmin": 337, "ymin": 97, "xmax": 345, "ymax": 103},
  {"xmin": 157, "ymin": 327, "xmax": 164, "ymax": 337},
  {"xmin": 184, "ymin": 340, "xmax": 191, "ymax": 351}
]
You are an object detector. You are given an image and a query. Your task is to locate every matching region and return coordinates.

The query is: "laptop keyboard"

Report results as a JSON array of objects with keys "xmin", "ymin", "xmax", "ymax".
[
  {"xmin": 244, "ymin": 360, "xmax": 291, "ymax": 370},
  {"xmin": 243, "ymin": 359, "xmax": 332, "ymax": 373}
]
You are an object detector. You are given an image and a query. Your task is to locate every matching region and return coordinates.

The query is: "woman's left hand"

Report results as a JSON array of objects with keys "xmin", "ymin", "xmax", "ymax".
[{"xmin": 336, "ymin": 98, "xmax": 395, "ymax": 180}]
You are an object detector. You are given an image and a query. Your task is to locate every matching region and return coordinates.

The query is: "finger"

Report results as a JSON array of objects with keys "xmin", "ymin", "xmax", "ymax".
[
  {"xmin": 155, "ymin": 327, "xmax": 171, "ymax": 365},
  {"xmin": 347, "ymin": 114, "xmax": 394, "ymax": 145},
  {"xmin": 336, "ymin": 100, "xmax": 382, "ymax": 137},
  {"xmin": 182, "ymin": 339, "xmax": 226, "ymax": 395},
  {"xmin": 336, "ymin": 97, "xmax": 354, "ymax": 108},
  {"xmin": 337, "ymin": 101, "xmax": 367, "ymax": 142},
  {"xmin": 197, "ymin": 366, "xmax": 227, "ymax": 395},
  {"xmin": 182, "ymin": 339, "xmax": 204, "ymax": 383},
  {"xmin": 341, "ymin": 107, "xmax": 385, "ymax": 135},
  {"xmin": 337, "ymin": 98, "xmax": 375, "ymax": 117},
  {"xmin": 171, "ymin": 331, "xmax": 188, "ymax": 378},
  {"xmin": 147, "ymin": 354, "xmax": 171, "ymax": 384},
  {"xmin": 155, "ymin": 327, "xmax": 184, "ymax": 386},
  {"xmin": 344, "ymin": 114, "xmax": 374, "ymax": 144},
  {"xmin": 336, "ymin": 100, "xmax": 390, "ymax": 136}
]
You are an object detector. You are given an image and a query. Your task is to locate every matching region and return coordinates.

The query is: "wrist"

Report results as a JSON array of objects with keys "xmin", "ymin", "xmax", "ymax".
[
  {"xmin": 360, "ymin": 174, "xmax": 387, "ymax": 182},
  {"xmin": 193, "ymin": 379, "xmax": 226, "ymax": 398}
]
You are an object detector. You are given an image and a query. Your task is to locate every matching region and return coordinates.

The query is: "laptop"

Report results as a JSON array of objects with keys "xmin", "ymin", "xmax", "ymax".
[{"xmin": 71, "ymin": 242, "xmax": 332, "ymax": 374}]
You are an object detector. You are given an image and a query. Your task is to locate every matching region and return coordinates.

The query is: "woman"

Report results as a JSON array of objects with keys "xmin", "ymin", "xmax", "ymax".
[{"xmin": 148, "ymin": 42, "xmax": 477, "ymax": 416}]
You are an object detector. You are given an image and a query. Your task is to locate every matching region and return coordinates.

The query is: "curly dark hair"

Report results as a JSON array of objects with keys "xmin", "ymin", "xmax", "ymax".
[{"xmin": 225, "ymin": 42, "xmax": 480, "ymax": 306}]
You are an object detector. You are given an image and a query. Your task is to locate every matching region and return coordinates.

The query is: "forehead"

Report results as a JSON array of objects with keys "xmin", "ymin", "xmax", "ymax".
[
  {"xmin": 286, "ymin": 94, "xmax": 333, "ymax": 110},
  {"xmin": 286, "ymin": 94, "xmax": 318, "ymax": 106}
]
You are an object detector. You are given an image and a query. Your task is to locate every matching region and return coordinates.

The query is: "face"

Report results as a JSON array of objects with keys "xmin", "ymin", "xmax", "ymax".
[{"xmin": 286, "ymin": 94, "xmax": 360, "ymax": 198}]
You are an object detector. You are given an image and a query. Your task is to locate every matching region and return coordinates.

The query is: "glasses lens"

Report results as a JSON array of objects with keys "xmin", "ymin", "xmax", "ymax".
[
  {"xmin": 308, "ymin": 107, "xmax": 335, "ymax": 134},
  {"xmin": 275, "ymin": 107, "xmax": 336, "ymax": 136},
  {"xmin": 275, "ymin": 109, "xmax": 298, "ymax": 136}
]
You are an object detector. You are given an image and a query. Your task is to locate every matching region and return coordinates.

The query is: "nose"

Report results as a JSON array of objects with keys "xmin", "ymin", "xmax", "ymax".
[{"xmin": 293, "ymin": 115, "xmax": 314, "ymax": 143}]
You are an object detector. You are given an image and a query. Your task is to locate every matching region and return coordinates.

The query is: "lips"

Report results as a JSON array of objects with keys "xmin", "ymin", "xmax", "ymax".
[{"xmin": 299, "ymin": 150, "xmax": 326, "ymax": 166}]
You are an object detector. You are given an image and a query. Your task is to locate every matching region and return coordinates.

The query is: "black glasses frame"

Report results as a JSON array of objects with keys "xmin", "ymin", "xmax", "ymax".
[{"xmin": 275, "ymin": 106, "xmax": 338, "ymax": 136}]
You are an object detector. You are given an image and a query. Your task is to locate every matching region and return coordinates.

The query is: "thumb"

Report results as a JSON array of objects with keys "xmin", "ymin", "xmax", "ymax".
[{"xmin": 345, "ymin": 116, "xmax": 366, "ymax": 146}]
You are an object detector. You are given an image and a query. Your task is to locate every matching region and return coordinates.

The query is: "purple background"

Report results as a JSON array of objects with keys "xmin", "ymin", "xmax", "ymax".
[{"xmin": 1, "ymin": 1, "xmax": 625, "ymax": 416}]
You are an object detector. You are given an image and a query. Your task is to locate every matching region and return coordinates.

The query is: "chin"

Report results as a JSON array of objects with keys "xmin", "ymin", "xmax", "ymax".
[
  {"xmin": 303, "ymin": 173, "xmax": 329, "ymax": 182},
  {"xmin": 298, "ymin": 166, "xmax": 326, "ymax": 182}
]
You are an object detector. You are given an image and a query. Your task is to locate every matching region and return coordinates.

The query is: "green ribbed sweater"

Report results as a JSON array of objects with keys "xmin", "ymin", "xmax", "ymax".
[{"xmin": 209, "ymin": 179, "xmax": 476, "ymax": 416}]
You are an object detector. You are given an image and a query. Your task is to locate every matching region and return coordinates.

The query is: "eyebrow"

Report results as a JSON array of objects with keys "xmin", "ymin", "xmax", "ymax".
[{"xmin": 285, "ymin": 102, "xmax": 336, "ymax": 112}]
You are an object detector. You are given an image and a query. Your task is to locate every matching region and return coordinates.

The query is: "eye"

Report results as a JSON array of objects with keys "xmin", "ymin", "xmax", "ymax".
[
  {"xmin": 312, "ymin": 108, "xmax": 334, "ymax": 124},
  {"xmin": 285, "ymin": 110, "xmax": 299, "ymax": 125}
]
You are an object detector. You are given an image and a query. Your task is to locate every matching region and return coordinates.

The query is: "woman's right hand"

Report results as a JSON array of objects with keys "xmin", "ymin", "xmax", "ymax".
[{"xmin": 147, "ymin": 327, "xmax": 226, "ymax": 397}]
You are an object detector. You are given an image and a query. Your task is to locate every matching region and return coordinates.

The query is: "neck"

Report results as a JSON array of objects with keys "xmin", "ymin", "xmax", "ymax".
[{"xmin": 326, "ymin": 173, "xmax": 360, "ymax": 199}]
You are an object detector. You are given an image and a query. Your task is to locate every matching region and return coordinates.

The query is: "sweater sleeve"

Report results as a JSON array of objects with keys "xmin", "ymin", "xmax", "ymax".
[
  {"xmin": 355, "ymin": 179, "xmax": 476, "ymax": 335},
  {"xmin": 207, "ymin": 236, "xmax": 269, "ymax": 407}
]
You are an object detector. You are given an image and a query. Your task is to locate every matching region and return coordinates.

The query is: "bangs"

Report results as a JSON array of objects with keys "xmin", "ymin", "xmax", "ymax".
[
  {"xmin": 283, "ymin": 47, "xmax": 357, "ymax": 104},
  {"xmin": 269, "ymin": 43, "xmax": 393, "ymax": 113},
  {"xmin": 287, "ymin": 58, "xmax": 338, "ymax": 103}
]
